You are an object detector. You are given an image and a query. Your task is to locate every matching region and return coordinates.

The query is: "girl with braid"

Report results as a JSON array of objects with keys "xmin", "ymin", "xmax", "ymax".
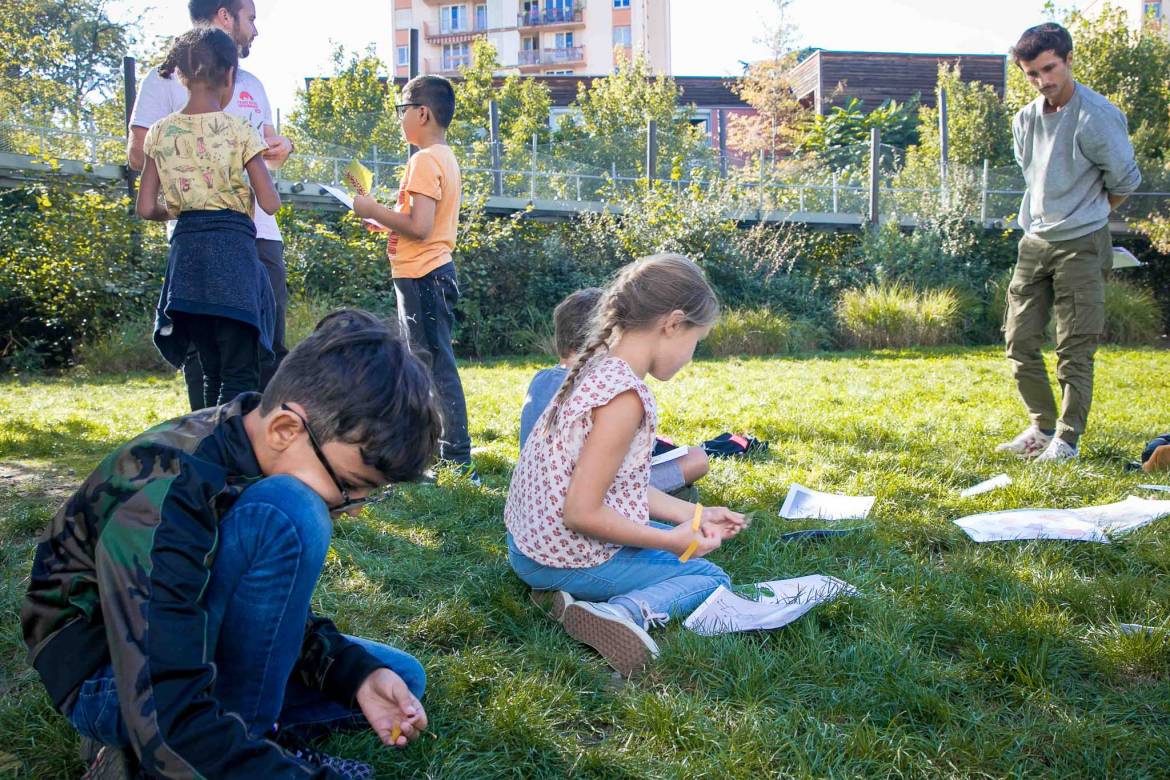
[
  {"xmin": 504, "ymin": 254, "xmax": 748, "ymax": 675},
  {"xmin": 137, "ymin": 27, "xmax": 281, "ymax": 409}
]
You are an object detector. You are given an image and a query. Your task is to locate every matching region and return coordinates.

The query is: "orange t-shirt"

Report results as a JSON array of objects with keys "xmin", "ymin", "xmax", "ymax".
[{"xmin": 386, "ymin": 144, "xmax": 462, "ymax": 279}]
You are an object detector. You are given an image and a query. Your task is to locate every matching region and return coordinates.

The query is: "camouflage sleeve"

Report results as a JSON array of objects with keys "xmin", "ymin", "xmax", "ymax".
[
  {"xmin": 296, "ymin": 614, "xmax": 387, "ymax": 706},
  {"xmin": 95, "ymin": 449, "xmax": 333, "ymax": 778}
]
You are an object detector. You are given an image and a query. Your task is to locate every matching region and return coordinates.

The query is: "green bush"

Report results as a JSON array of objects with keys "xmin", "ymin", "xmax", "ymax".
[
  {"xmin": 73, "ymin": 312, "xmax": 170, "ymax": 375},
  {"xmin": 0, "ymin": 185, "xmax": 167, "ymax": 369},
  {"xmin": 1104, "ymin": 279, "xmax": 1162, "ymax": 344},
  {"xmin": 702, "ymin": 308, "xmax": 823, "ymax": 357},
  {"xmin": 836, "ymin": 283, "xmax": 962, "ymax": 348}
]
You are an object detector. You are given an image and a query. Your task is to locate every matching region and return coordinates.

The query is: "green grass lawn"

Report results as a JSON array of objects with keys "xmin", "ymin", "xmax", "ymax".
[{"xmin": 2, "ymin": 346, "xmax": 1170, "ymax": 778}]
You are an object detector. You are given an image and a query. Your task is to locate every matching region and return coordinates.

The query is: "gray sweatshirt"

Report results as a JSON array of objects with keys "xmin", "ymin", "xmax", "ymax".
[{"xmin": 1012, "ymin": 83, "xmax": 1141, "ymax": 242}]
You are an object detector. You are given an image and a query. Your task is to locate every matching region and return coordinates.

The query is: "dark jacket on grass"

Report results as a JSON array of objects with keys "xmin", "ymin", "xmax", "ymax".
[
  {"xmin": 154, "ymin": 208, "xmax": 275, "ymax": 368},
  {"xmin": 21, "ymin": 394, "xmax": 384, "ymax": 778}
]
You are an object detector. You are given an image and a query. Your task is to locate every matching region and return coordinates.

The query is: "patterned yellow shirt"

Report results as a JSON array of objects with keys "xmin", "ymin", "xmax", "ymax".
[{"xmin": 143, "ymin": 111, "xmax": 268, "ymax": 218}]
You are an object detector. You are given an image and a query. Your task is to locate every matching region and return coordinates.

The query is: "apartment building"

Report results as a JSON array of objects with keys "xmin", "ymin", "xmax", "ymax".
[{"xmin": 390, "ymin": 0, "xmax": 671, "ymax": 78}]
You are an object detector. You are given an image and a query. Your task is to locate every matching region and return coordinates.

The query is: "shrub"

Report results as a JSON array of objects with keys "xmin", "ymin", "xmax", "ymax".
[
  {"xmin": 702, "ymin": 308, "xmax": 824, "ymax": 357},
  {"xmin": 836, "ymin": 283, "xmax": 962, "ymax": 348},
  {"xmin": 1104, "ymin": 279, "xmax": 1162, "ymax": 344},
  {"xmin": 74, "ymin": 312, "xmax": 171, "ymax": 375}
]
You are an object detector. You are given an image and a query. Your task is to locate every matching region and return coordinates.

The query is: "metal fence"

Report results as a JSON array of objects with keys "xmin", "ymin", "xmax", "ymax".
[{"xmin": 3, "ymin": 120, "xmax": 1169, "ymax": 226}]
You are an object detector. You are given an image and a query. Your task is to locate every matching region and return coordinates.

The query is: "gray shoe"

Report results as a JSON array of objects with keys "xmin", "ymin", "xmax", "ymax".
[
  {"xmin": 562, "ymin": 601, "xmax": 659, "ymax": 676},
  {"xmin": 80, "ymin": 742, "xmax": 136, "ymax": 780},
  {"xmin": 1033, "ymin": 437, "xmax": 1079, "ymax": 463},
  {"xmin": 530, "ymin": 589, "xmax": 575, "ymax": 621},
  {"xmin": 995, "ymin": 426, "xmax": 1053, "ymax": 458}
]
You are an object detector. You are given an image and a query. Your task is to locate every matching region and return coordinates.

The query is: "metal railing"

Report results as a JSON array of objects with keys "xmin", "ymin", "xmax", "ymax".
[
  {"xmin": 5, "ymin": 120, "xmax": 1170, "ymax": 227},
  {"xmin": 517, "ymin": 6, "xmax": 585, "ymax": 27}
]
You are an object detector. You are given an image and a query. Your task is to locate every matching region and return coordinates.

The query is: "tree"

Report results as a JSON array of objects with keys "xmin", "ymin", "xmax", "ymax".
[
  {"xmin": 287, "ymin": 46, "xmax": 403, "ymax": 157},
  {"xmin": 727, "ymin": 0, "xmax": 808, "ymax": 160},
  {"xmin": 446, "ymin": 38, "xmax": 552, "ymax": 153},
  {"xmin": 553, "ymin": 52, "xmax": 707, "ymax": 178},
  {"xmin": 797, "ymin": 97, "xmax": 920, "ymax": 170}
]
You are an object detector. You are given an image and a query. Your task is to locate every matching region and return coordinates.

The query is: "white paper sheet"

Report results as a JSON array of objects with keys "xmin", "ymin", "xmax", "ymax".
[
  {"xmin": 651, "ymin": 445, "xmax": 689, "ymax": 466},
  {"xmin": 1068, "ymin": 496, "xmax": 1170, "ymax": 535},
  {"xmin": 684, "ymin": 575, "xmax": 856, "ymax": 636},
  {"xmin": 954, "ymin": 496, "xmax": 1170, "ymax": 542},
  {"xmin": 321, "ymin": 184, "xmax": 354, "ymax": 209},
  {"xmin": 959, "ymin": 473, "xmax": 1011, "ymax": 498},
  {"xmin": 1138, "ymin": 484, "xmax": 1170, "ymax": 493},
  {"xmin": 1119, "ymin": 623, "xmax": 1168, "ymax": 637},
  {"xmin": 955, "ymin": 509, "xmax": 1109, "ymax": 543},
  {"xmin": 1112, "ymin": 247, "xmax": 1142, "ymax": 269},
  {"xmin": 780, "ymin": 483, "xmax": 875, "ymax": 521}
]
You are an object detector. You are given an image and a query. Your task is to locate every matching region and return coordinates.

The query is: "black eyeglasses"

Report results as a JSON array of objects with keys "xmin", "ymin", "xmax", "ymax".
[
  {"xmin": 281, "ymin": 403, "xmax": 391, "ymax": 514},
  {"xmin": 395, "ymin": 102, "xmax": 421, "ymax": 118}
]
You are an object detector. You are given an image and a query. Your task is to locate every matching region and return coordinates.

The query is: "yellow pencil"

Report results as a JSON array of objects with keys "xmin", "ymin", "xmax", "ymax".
[{"xmin": 679, "ymin": 503, "xmax": 703, "ymax": 562}]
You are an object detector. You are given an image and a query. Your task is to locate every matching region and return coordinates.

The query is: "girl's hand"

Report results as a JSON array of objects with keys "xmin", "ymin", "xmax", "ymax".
[
  {"xmin": 353, "ymin": 193, "xmax": 379, "ymax": 220},
  {"xmin": 668, "ymin": 520, "xmax": 721, "ymax": 559},
  {"xmin": 700, "ymin": 506, "xmax": 747, "ymax": 540}
]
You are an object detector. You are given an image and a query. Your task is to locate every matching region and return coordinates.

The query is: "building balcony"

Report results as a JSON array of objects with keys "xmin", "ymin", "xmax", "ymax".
[
  {"xmin": 517, "ymin": 6, "xmax": 585, "ymax": 30},
  {"xmin": 423, "ymin": 20, "xmax": 492, "ymax": 43},
  {"xmin": 425, "ymin": 56, "xmax": 472, "ymax": 76},
  {"xmin": 517, "ymin": 46, "xmax": 585, "ymax": 71}
]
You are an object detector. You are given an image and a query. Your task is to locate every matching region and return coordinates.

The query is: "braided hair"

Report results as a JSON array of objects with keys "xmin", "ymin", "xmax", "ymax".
[
  {"xmin": 158, "ymin": 27, "xmax": 237, "ymax": 88},
  {"xmin": 541, "ymin": 253, "xmax": 719, "ymax": 435}
]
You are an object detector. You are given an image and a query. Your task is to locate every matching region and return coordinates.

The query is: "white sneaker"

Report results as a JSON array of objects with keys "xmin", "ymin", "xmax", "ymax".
[
  {"xmin": 995, "ymin": 426, "xmax": 1053, "ymax": 458},
  {"xmin": 529, "ymin": 589, "xmax": 574, "ymax": 621},
  {"xmin": 562, "ymin": 601, "xmax": 660, "ymax": 676},
  {"xmin": 1033, "ymin": 437, "xmax": 1079, "ymax": 463}
]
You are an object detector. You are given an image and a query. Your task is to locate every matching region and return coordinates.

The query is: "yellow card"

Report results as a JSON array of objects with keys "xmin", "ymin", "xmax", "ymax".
[{"xmin": 344, "ymin": 159, "xmax": 373, "ymax": 196}]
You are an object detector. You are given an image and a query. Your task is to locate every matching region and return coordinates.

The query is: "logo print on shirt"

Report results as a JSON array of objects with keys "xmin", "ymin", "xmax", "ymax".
[{"xmin": 237, "ymin": 90, "xmax": 260, "ymax": 115}]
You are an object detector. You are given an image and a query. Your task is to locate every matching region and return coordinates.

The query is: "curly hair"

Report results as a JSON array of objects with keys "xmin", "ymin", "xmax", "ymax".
[{"xmin": 158, "ymin": 27, "xmax": 237, "ymax": 87}]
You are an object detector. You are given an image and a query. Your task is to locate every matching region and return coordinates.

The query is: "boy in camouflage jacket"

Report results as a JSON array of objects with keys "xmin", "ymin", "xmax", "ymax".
[{"xmin": 22, "ymin": 310, "xmax": 441, "ymax": 779}]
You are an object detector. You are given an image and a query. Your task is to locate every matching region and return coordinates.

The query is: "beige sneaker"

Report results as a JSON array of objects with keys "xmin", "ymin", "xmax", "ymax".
[
  {"xmin": 1033, "ymin": 437, "xmax": 1079, "ymax": 463},
  {"xmin": 529, "ymin": 589, "xmax": 574, "ymax": 621},
  {"xmin": 995, "ymin": 426, "xmax": 1053, "ymax": 458},
  {"xmin": 562, "ymin": 601, "xmax": 659, "ymax": 676}
]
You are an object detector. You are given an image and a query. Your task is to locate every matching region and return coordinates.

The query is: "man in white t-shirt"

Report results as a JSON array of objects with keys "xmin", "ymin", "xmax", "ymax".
[{"xmin": 128, "ymin": 0, "xmax": 294, "ymax": 409}]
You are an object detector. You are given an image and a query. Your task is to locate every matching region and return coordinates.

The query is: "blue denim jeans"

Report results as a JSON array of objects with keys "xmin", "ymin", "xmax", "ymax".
[
  {"xmin": 506, "ymin": 523, "xmax": 730, "ymax": 628},
  {"xmin": 67, "ymin": 475, "xmax": 426, "ymax": 746}
]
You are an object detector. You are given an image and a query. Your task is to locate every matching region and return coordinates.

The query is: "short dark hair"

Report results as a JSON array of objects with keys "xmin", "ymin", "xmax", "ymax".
[
  {"xmin": 158, "ymin": 27, "xmax": 237, "ymax": 87},
  {"xmin": 188, "ymin": 0, "xmax": 243, "ymax": 23},
  {"xmin": 261, "ymin": 309, "xmax": 441, "ymax": 483},
  {"xmin": 553, "ymin": 288, "xmax": 603, "ymax": 358},
  {"xmin": 1011, "ymin": 22, "xmax": 1073, "ymax": 65},
  {"xmin": 402, "ymin": 75, "xmax": 456, "ymax": 129}
]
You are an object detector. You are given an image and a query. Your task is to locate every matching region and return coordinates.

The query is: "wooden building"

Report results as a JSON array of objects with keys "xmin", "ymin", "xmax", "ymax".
[{"xmin": 786, "ymin": 50, "xmax": 1007, "ymax": 114}]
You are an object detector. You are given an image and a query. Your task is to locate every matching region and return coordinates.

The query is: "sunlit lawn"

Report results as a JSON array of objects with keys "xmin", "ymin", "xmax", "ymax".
[{"xmin": 2, "ymin": 345, "xmax": 1169, "ymax": 777}]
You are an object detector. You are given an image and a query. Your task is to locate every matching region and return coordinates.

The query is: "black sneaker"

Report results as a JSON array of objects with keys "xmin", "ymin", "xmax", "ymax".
[{"xmin": 273, "ymin": 729, "xmax": 374, "ymax": 780}]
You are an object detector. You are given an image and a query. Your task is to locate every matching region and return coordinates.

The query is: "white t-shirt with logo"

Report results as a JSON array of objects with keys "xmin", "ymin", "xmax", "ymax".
[{"xmin": 130, "ymin": 67, "xmax": 282, "ymax": 242}]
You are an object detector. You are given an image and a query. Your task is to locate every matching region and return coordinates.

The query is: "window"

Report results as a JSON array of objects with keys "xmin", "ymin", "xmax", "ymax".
[
  {"xmin": 397, "ymin": 46, "xmax": 409, "ymax": 67},
  {"xmin": 440, "ymin": 4, "xmax": 467, "ymax": 33},
  {"xmin": 1143, "ymin": 1, "xmax": 1162, "ymax": 20},
  {"xmin": 522, "ymin": 35, "xmax": 538, "ymax": 50},
  {"xmin": 613, "ymin": 25, "xmax": 631, "ymax": 46},
  {"xmin": 554, "ymin": 31, "xmax": 575, "ymax": 49},
  {"xmin": 545, "ymin": 69, "xmax": 574, "ymax": 75},
  {"xmin": 442, "ymin": 41, "xmax": 471, "ymax": 70},
  {"xmin": 475, "ymin": 3, "xmax": 487, "ymax": 29},
  {"xmin": 614, "ymin": 0, "xmax": 630, "ymax": 7}
]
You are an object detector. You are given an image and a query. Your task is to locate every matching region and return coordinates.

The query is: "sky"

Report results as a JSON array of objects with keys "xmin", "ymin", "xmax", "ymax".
[{"xmin": 109, "ymin": 0, "xmax": 1097, "ymax": 119}]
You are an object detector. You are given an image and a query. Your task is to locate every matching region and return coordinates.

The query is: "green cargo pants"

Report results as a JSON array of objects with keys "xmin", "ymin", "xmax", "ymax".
[{"xmin": 1004, "ymin": 225, "xmax": 1111, "ymax": 445}]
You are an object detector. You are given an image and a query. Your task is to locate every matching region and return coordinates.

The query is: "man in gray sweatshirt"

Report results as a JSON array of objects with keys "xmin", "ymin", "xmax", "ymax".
[{"xmin": 997, "ymin": 22, "xmax": 1141, "ymax": 462}]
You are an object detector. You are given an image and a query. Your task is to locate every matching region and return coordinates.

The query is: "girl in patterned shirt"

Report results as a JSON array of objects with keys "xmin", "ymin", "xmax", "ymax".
[
  {"xmin": 136, "ymin": 27, "xmax": 281, "ymax": 409},
  {"xmin": 504, "ymin": 254, "xmax": 748, "ymax": 675}
]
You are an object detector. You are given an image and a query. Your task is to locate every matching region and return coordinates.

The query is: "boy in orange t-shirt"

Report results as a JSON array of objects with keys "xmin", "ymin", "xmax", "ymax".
[{"xmin": 354, "ymin": 75, "xmax": 474, "ymax": 478}]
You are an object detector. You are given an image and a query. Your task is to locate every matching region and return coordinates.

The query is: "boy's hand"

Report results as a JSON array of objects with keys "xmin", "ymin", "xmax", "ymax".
[
  {"xmin": 668, "ymin": 520, "xmax": 721, "ymax": 559},
  {"xmin": 352, "ymin": 193, "xmax": 380, "ymax": 220},
  {"xmin": 356, "ymin": 668, "xmax": 427, "ymax": 748},
  {"xmin": 700, "ymin": 506, "xmax": 747, "ymax": 540}
]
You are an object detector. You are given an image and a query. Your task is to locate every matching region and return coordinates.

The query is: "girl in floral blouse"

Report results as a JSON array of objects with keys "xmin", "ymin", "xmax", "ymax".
[{"xmin": 505, "ymin": 253, "xmax": 747, "ymax": 675}]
